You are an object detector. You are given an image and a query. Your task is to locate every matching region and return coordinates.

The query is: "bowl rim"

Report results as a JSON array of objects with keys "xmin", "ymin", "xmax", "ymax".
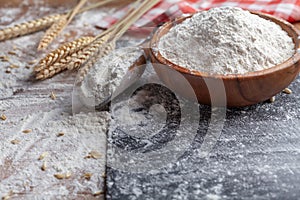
[{"xmin": 150, "ymin": 11, "xmax": 300, "ymax": 80}]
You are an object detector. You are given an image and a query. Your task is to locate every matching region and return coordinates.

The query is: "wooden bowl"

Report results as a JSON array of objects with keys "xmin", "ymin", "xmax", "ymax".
[{"xmin": 149, "ymin": 12, "xmax": 300, "ymax": 107}]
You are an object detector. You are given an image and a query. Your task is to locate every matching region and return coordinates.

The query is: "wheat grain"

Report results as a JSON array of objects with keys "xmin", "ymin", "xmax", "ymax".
[
  {"xmin": 65, "ymin": 172, "xmax": 72, "ymax": 179},
  {"xmin": 93, "ymin": 191, "xmax": 104, "ymax": 196},
  {"xmin": 35, "ymin": 36, "xmax": 93, "ymax": 72},
  {"xmin": 2, "ymin": 191, "xmax": 13, "ymax": 200},
  {"xmin": 2, "ymin": 195, "xmax": 10, "ymax": 200},
  {"xmin": 38, "ymin": 152, "xmax": 48, "ymax": 160},
  {"xmin": 283, "ymin": 88, "xmax": 292, "ymax": 94},
  {"xmin": 28, "ymin": 60, "xmax": 38, "ymax": 65},
  {"xmin": 0, "ymin": 55, "xmax": 10, "ymax": 62},
  {"xmin": 9, "ymin": 64, "xmax": 19, "ymax": 69},
  {"xmin": 54, "ymin": 173, "xmax": 65, "ymax": 179},
  {"xmin": 54, "ymin": 172, "xmax": 71, "ymax": 179},
  {"xmin": 84, "ymin": 150, "xmax": 101, "ymax": 159},
  {"xmin": 50, "ymin": 91, "xmax": 57, "ymax": 100},
  {"xmin": 41, "ymin": 162, "xmax": 47, "ymax": 171},
  {"xmin": 11, "ymin": 139, "xmax": 20, "ymax": 145},
  {"xmin": 85, "ymin": 150, "xmax": 102, "ymax": 159},
  {"xmin": 83, "ymin": 173, "xmax": 92, "ymax": 180},
  {"xmin": 22, "ymin": 129, "xmax": 32, "ymax": 134},
  {"xmin": 0, "ymin": 114, "xmax": 7, "ymax": 121},
  {"xmin": 57, "ymin": 132, "xmax": 65, "ymax": 137},
  {"xmin": 270, "ymin": 96, "xmax": 276, "ymax": 103},
  {"xmin": 38, "ymin": 15, "xmax": 68, "ymax": 50},
  {"xmin": 0, "ymin": 14, "xmax": 62, "ymax": 41},
  {"xmin": 7, "ymin": 51, "xmax": 17, "ymax": 55},
  {"xmin": 13, "ymin": 45, "xmax": 19, "ymax": 50}
]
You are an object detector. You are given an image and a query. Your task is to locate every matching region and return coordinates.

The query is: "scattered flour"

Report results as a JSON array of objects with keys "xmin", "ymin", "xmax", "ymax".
[
  {"xmin": 78, "ymin": 47, "xmax": 144, "ymax": 106},
  {"xmin": 0, "ymin": 2, "xmax": 113, "ymax": 199},
  {"xmin": 0, "ymin": 109, "xmax": 110, "ymax": 199},
  {"xmin": 158, "ymin": 7, "xmax": 295, "ymax": 75}
]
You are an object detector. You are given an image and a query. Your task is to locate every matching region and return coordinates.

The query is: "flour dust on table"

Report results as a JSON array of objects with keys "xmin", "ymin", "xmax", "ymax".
[{"xmin": 0, "ymin": 109, "xmax": 110, "ymax": 199}]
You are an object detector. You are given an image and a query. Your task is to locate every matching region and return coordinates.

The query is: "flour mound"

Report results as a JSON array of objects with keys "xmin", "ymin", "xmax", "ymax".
[
  {"xmin": 78, "ymin": 48, "xmax": 144, "ymax": 106},
  {"xmin": 158, "ymin": 7, "xmax": 295, "ymax": 75}
]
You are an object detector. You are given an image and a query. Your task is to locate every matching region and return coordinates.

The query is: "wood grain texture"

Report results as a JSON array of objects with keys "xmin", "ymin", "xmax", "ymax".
[
  {"xmin": 294, "ymin": 22, "xmax": 300, "ymax": 30},
  {"xmin": 0, "ymin": 1, "xmax": 108, "ymax": 199},
  {"xmin": 1, "ymin": 1, "xmax": 300, "ymax": 199}
]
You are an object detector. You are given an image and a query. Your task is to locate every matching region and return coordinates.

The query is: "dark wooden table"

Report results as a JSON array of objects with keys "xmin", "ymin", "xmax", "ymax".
[{"xmin": 106, "ymin": 24, "xmax": 300, "ymax": 200}]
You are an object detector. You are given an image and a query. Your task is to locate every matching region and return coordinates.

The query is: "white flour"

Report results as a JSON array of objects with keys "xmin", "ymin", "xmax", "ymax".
[
  {"xmin": 158, "ymin": 7, "xmax": 295, "ymax": 75},
  {"xmin": 0, "ymin": 109, "xmax": 110, "ymax": 199},
  {"xmin": 78, "ymin": 47, "xmax": 144, "ymax": 106}
]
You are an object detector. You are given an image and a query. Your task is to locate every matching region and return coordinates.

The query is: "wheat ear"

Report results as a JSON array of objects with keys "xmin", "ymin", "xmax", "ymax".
[
  {"xmin": 37, "ymin": 15, "xmax": 68, "ymax": 50},
  {"xmin": 35, "ymin": 36, "xmax": 94, "ymax": 72},
  {"xmin": 67, "ymin": 34, "xmax": 112, "ymax": 70},
  {"xmin": 35, "ymin": 42, "xmax": 91, "ymax": 80},
  {"xmin": 0, "ymin": 14, "xmax": 62, "ymax": 41},
  {"xmin": 35, "ymin": 36, "xmax": 93, "ymax": 80}
]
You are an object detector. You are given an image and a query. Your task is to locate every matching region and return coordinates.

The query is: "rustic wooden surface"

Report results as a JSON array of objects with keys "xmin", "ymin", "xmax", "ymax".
[
  {"xmin": 0, "ymin": 1, "xmax": 299, "ymax": 199},
  {"xmin": 0, "ymin": 1, "xmax": 110, "ymax": 199}
]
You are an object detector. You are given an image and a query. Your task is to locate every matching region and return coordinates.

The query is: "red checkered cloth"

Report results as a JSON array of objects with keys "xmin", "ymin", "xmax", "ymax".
[{"xmin": 99, "ymin": 0, "xmax": 300, "ymax": 29}]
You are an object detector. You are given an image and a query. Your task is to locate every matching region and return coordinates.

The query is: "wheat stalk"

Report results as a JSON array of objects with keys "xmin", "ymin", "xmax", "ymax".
[
  {"xmin": 79, "ymin": 0, "xmax": 160, "ymax": 72},
  {"xmin": 0, "ymin": 14, "xmax": 62, "ymax": 41},
  {"xmin": 37, "ymin": 0, "xmax": 88, "ymax": 50},
  {"xmin": 66, "ymin": 0, "xmax": 88, "ymax": 24},
  {"xmin": 66, "ymin": 0, "xmax": 144, "ymax": 71}
]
